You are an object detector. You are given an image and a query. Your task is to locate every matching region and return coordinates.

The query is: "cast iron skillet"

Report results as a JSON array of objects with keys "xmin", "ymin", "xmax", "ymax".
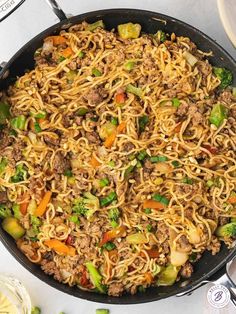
[{"xmin": 0, "ymin": 2, "xmax": 236, "ymax": 305}]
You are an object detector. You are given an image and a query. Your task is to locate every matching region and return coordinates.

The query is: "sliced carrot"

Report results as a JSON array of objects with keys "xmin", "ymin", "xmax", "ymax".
[
  {"xmin": 90, "ymin": 154, "xmax": 101, "ymax": 168},
  {"xmin": 117, "ymin": 121, "xmax": 126, "ymax": 133},
  {"xmin": 46, "ymin": 35, "xmax": 66, "ymax": 46},
  {"xmin": 115, "ymin": 92, "xmax": 126, "ymax": 104},
  {"xmin": 144, "ymin": 272, "xmax": 153, "ymax": 284},
  {"xmin": 143, "ymin": 199, "xmax": 164, "ymax": 210},
  {"xmin": 174, "ymin": 123, "xmax": 182, "ymax": 133},
  {"xmin": 34, "ymin": 191, "xmax": 52, "ymax": 217},
  {"xmin": 44, "ymin": 239, "xmax": 76, "ymax": 256},
  {"xmin": 20, "ymin": 202, "xmax": 29, "ymax": 215},
  {"xmin": 99, "ymin": 226, "xmax": 127, "ymax": 247},
  {"xmin": 228, "ymin": 196, "xmax": 236, "ymax": 204},
  {"xmin": 104, "ymin": 122, "xmax": 126, "ymax": 148},
  {"xmin": 61, "ymin": 47, "xmax": 73, "ymax": 58},
  {"xmin": 104, "ymin": 132, "xmax": 116, "ymax": 148}
]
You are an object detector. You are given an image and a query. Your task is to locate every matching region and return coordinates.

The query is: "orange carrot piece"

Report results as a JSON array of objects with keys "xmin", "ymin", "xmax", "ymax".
[
  {"xmin": 115, "ymin": 92, "xmax": 126, "ymax": 104},
  {"xmin": 143, "ymin": 199, "xmax": 164, "ymax": 210},
  {"xmin": 228, "ymin": 196, "xmax": 236, "ymax": 204},
  {"xmin": 174, "ymin": 123, "xmax": 182, "ymax": 133},
  {"xmin": 144, "ymin": 272, "xmax": 153, "ymax": 284},
  {"xmin": 61, "ymin": 47, "xmax": 73, "ymax": 58},
  {"xmin": 46, "ymin": 35, "xmax": 66, "ymax": 46},
  {"xmin": 117, "ymin": 121, "xmax": 126, "ymax": 133},
  {"xmin": 20, "ymin": 202, "xmax": 29, "ymax": 215},
  {"xmin": 44, "ymin": 239, "xmax": 76, "ymax": 256},
  {"xmin": 104, "ymin": 132, "xmax": 116, "ymax": 148},
  {"xmin": 90, "ymin": 155, "xmax": 101, "ymax": 168},
  {"xmin": 99, "ymin": 226, "xmax": 127, "ymax": 247},
  {"xmin": 34, "ymin": 191, "xmax": 52, "ymax": 217},
  {"xmin": 104, "ymin": 122, "xmax": 126, "ymax": 148}
]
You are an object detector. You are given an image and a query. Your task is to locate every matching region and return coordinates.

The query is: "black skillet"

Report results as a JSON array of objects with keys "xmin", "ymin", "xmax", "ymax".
[{"xmin": 0, "ymin": 0, "xmax": 236, "ymax": 305}]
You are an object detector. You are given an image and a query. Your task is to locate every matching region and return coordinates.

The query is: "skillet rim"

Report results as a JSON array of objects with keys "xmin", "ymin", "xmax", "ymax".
[{"xmin": 0, "ymin": 8, "xmax": 236, "ymax": 304}]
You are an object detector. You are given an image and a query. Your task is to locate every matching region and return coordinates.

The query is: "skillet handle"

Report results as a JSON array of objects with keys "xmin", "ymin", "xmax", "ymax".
[{"xmin": 45, "ymin": 0, "xmax": 67, "ymax": 21}]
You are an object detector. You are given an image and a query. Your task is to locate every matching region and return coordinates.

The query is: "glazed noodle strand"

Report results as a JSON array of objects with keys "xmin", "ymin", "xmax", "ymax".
[{"xmin": 0, "ymin": 21, "xmax": 235, "ymax": 296}]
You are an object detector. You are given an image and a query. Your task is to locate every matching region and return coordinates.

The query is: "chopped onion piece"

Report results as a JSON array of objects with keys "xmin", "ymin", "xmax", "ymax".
[{"xmin": 183, "ymin": 51, "xmax": 198, "ymax": 66}]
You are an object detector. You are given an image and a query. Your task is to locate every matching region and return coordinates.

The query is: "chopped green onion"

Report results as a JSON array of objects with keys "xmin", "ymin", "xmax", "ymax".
[
  {"xmin": 58, "ymin": 56, "xmax": 66, "ymax": 63},
  {"xmin": 172, "ymin": 98, "xmax": 180, "ymax": 108},
  {"xmin": 108, "ymin": 160, "xmax": 115, "ymax": 168},
  {"xmin": 9, "ymin": 129, "xmax": 17, "ymax": 136},
  {"xmin": 34, "ymin": 122, "xmax": 42, "ymax": 133},
  {"xmin": 124, "ymin": 165, "xmax": 135, "ymax": 178},
  {"xmin": 136, "ymin": 160, "xmax": 142, "ymax": 168},
  {"xmin": 64, "ymin": 169, "xmax": 73, "ymax": 177},
  {"xmin": 100, "ymin": 191, "xmax": 117, "ymax": 207},
  {"xmin": 152, "ymin": 194, "xmax": 169, "ymax": 206},
  {"xmin": 92, "ymin": 68, "xmax": 102, "ymax": 77},
  {"xmin": 144, "ymin": 208, "xmax": 152, "ymax": 214},
  {"xmin": 155, "ymin": 30, "xmax": 166, "ymax": 43},
  {"xmin": 128, "ymin": 154, "xmax": 136, "ymax": 161},
  {"xmin": 77, "ymin": 107, "xmax": 88, "ymax": 116},
  {"xmin": 102, "ymin": 242, "xmax": 116, "ymax": 251},
  {"xmin": 69, "ymin": 215, "xmax": 80, "ymax": 224},
  {"xmin": 31, "ymin": 307, "xmax": 41, "ymax": 314},
  {"xmin": 99, "ymin": 178, "xmax": 109, "ymax": 187},
  {"xmin": 78, "ymin": 51, "xmax": 85, "ymax": 58},
  {"xmin": 111, "ymin": 117, "xmax": 118, "ymax": 125},
  {"xmin": 31, "ymin": 111, "xmax": 47, "ymax": 119},
  {"xmin": 124, "ymin": 60, "xmax": 136, "ymax": 71},
  {"xmin": 146, "ymin": 224, "xmax": 152, "ymax": 232},
  {"xmin": 206, "ymin": 179, "xmax": 214, "ymax": 188},
  {"xmin": 137, "ymin": 150, "xmax": 147, "ymax": 161},
  {"xmin": 138, "ymin": 115, "xmax": 149, "ymax": 132},
  {"xmin": 126, "ymin": 84, "xmax": 142, "ymax": 97},
  {"xmin": 209, "ymin": 103, "xmax": 227, "ymax": 127},
  {"xmin": 96, "ymin": 310, "xmax": 109, "ymax": 314},
  {"xmin": 11, "ymin": 115, "xmax": 26, "ymax": 130},
  {"xmin": 86, "ymin": 20, "xmax": 105, "ymax": 32},
  {"xmin": 171, "ymin": 160, "xmax": 180, "ymax": 168},
  {"xmin": 182, "ymin": 177, "xmax": 193, "ymax": 185},
  {"xmin": 150, "ymin": 155, "xmax": 168, "ymax": 163}
]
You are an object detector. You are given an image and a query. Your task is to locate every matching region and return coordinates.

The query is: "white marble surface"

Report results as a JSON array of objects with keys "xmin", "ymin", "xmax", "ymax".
[{"xmin": 0, "ymin": 1, "xmax": 235, "ymax": 313}]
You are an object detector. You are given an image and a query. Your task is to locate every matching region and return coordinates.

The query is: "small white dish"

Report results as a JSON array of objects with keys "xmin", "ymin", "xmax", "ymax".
[{"xmin": 217, "ymin": 0, "xmax": 236, "ymax": 48}]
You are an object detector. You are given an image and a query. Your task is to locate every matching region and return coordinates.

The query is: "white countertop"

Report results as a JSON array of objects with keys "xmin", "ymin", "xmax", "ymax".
[{"xmin": 0, "ymin": 1, "xmax": 235, "ymax": 313}]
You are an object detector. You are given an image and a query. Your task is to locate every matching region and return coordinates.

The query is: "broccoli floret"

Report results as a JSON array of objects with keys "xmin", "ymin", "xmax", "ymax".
[
  {"xmin": 0, "ymin": 204, "xmax": 12, "ymax": 219},
  {"xmin": 108, "ymin": 208, "xmax": 120, "ymax": 221},
  {"xmin": 72, "ymin": 198, "xmax": 87, "ymax": 215},
  {"xmin": 216, "ymin": 222, "xmax": 236, "ymax": 238},
  {"xmin": 72, "ymin": 192, "xmax": 100, "ymax": 219},
  {"xmin": 11, "ymin": 164, "xmax": 28, "ymax": 183},
  {"xmin": 213, "ymin": 67, "xmax": 233, "ymax": 89}
]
